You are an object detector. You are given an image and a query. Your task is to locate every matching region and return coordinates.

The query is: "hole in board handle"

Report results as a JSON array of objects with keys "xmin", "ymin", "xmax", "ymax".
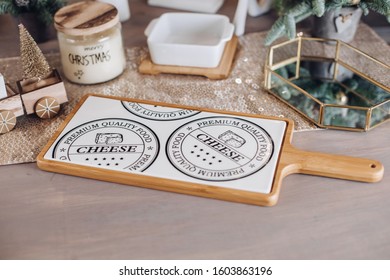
[{"xmin": 370, "ymin": 164, "xmax": 377, "ymax": 168}]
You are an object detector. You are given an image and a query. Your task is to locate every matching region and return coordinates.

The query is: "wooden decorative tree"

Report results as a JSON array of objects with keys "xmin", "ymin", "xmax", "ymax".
[{"xmin": 18, "ymin": 24, "xmax": 52, "ymax": 80}]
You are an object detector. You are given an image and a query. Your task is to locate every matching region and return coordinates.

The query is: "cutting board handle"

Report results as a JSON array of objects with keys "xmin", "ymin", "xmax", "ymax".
[{"xmin": 286, "ymin": 148, "xmax": 384, "ymax": 183}]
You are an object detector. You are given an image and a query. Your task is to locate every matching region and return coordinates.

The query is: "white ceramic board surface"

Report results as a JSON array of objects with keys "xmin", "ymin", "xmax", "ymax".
[
  {"xmin": 147, "ymin": 0, "xmax": 224, "ymax": 13},
  {"xmin": 44, "ymin": 95, "xmax": 286, "ymax": 194}
]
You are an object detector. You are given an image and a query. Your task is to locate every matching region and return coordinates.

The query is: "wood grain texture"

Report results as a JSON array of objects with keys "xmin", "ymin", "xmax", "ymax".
[
  {"xmin": 0, "ymin": 110, "xmax": 16, "ymax": 134},
  {"xmin": 0, "ymin": 0, "xmax": 389, "ymax": 260},
  {"xmin": 19, "ymin": 76, "xmax": 59, "ymax": 94},
  {"xmin": 20, "ymin": 82, "xmax": 67, "ymax": 115},
  {"xmin": 18, "ymin": 70, "xmax": 68, "ymax": 115},
  {"xmin": 139, "ymin": 35, "xmax": 238, "ymax": 79},
  {"xmin": 0, "ymin": 85, "xmax": 24, "ymax": 117},
  {"xmin": 34, "ymin": 97, "xmax": 60, "ymax": 119},
  {"xmin": 54, "ymin": 0, "xmax": 119, "ymax": 36}
]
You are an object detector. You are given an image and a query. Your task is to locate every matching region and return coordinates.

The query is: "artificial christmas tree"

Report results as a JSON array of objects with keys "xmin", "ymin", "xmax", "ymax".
[
  {"xmin": 19, "ymin": 23, "xmax": 52, "ymax": 80},
  {"xmin": 265, "ymin": 0, "xmax": 390, "ymax": 45}
]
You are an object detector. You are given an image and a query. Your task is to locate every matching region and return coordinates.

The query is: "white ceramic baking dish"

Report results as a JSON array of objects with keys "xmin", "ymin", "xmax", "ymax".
[{"xmin": 145, "ymin": 13, "xmax": 235, "ymax": 68}]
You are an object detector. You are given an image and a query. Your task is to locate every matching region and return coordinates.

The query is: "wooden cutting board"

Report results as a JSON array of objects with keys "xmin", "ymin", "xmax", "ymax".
[{"xmin": 37, "ymin": 94, "xmax": 384, "ymax": 206}]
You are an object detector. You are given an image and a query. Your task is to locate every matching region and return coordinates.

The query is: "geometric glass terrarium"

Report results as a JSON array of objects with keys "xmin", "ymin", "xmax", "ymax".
[{"xmin": 264, "ymin": 36, "xmax": 390, "ymax": 131}]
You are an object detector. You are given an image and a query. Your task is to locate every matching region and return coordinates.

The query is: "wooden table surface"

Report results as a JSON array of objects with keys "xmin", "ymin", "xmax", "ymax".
[{"xmin": 0, "ymin": 0, "xmax": 389, "ymax": 260}]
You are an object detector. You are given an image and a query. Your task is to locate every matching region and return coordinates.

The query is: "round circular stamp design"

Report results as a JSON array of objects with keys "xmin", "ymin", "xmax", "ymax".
[
  {"xmin": 166, "ymin": 116, "xmax": 274, "ymax": 181},
  {"xmin": 122, "ymin": 101, "xmax": 200, "ymax": 121},
  {"xmin": 52, "ymin": 118, "xmax": 159, "ymax": 172}
]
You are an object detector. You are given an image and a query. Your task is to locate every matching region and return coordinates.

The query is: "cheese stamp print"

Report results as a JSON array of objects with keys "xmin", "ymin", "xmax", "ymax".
[
  {"xmin": 95, "ymin": 133, "xmax": 123, "ymax": 144},
  {"xmin": 52, "ymin": 118, "xmax": 159, "ymax": 172},
  {"xmin": 122, "ymin": 102, "xmax": 200, "ymax": 121},
  {"xmin": 166, "ymin": 116, "xmax": 274, "ymax": 181}
]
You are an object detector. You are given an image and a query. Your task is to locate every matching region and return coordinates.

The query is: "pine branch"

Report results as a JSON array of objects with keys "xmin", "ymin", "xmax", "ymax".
[
  {"xmin": 0, "ymin": 0, "xmax": 66, "ymax": 25},
  {"xmin": 313, "ymin": 0, "xmax": 326, "ymax": 16},
  {"xmin": 295, "ymin": 10, "xmax": 315, "ymax": 22},
  {"xmin": 289, "ymin": 2, "xmax": 312, "ymax": 17},
  {"xmin": 0, "ymin": 1, "xmax": 19, "ymax": 16},
  {"xmin": 359, "ymin": 2, "xmax": 370, "ymax": 15},
  {"xmin": 364, "ymin": 1, "xmax": 390, "ymax": 21},
  {"xmin": 37, "ymin": 8, "xmax": 53, "ymax": 25},
  {"xmin": 264, "ymin": 17, "xmax": 286, "ymax": 45},
  {"xmin": 265, "ymin": 0, "xmax": 390, "ymax": 45},
  {"xmin": 265, "ymin": 1, "xmax": 314, "ymax": 45},
  {"xmin": 273, "ymin": 0, "xmax": 298, "ymax": 14},
  {"xmin": 284, "ymin": 14, "xmax": 296, "ymax": 39}
]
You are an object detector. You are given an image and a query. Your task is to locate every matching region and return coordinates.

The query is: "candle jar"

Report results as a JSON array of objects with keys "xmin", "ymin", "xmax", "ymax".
[{"xmin": 54, "ymin": 1, "xmax": 126, "ymax": 84}]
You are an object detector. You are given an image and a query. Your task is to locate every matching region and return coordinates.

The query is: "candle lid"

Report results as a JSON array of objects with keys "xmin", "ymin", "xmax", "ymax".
[{"xmin": 54, "ymin": 1, "xmax": 119, "ymax": 36}]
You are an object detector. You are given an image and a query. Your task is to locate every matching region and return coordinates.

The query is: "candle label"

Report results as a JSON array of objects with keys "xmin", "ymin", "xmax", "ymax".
[
  {"xmin": 166, "ymin": 116, "xmax": 274, "ymax": 181},
  {"xmin": 59, "ymin": 32, "xmax": 125, "ymax": 84},
  {"xmin": 68, "ymin": 46, "xmax": 112, "ymax": 67}
]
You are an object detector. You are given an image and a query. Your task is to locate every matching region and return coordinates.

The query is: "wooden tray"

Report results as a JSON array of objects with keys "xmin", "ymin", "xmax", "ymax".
[
  {"xmin": 37, "ymin": 94, "xmax": 384, "ymax": 206},
  {"xmin": 139, "ymin": 36, "xmax": 238, "ymax": 80}
]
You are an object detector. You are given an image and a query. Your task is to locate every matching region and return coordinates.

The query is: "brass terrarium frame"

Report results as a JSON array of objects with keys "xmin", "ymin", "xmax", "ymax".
[{"xmin": 264, "ymin": 36, "xmax": 390, "ymax": 131}]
